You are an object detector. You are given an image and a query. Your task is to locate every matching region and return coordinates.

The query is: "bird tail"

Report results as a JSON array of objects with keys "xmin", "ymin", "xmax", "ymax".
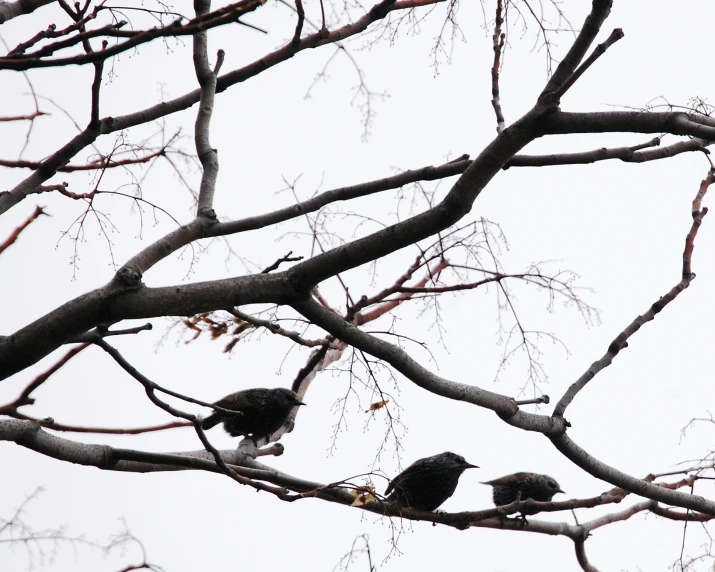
[{"xmin": 201, "ymin": 412, "xmax": 222, "ymax": 430}]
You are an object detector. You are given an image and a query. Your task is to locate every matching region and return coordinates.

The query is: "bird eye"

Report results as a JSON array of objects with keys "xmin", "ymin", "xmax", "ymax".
[{"xmin": 548, "ymin": 481, "xmax": 556, "ymax": 488}]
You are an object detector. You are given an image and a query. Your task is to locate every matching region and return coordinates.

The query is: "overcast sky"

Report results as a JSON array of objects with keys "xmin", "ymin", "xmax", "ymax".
[{"xmin": 2, "ymin": 1, "xmax": 715, "ymax": 571}]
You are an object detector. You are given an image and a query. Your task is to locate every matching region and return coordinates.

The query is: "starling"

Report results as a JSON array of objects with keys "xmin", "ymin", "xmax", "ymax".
[
  {"xmin": 482, "ymin": 472, "xmax": 565, "ymax": 506},
  {"xmin": 201, "ymin": 387, "xmax": 305, "ymax": 440},
  {"xmin": 385, "ymin": 452, "xmax": 479, "ymax": 511}
]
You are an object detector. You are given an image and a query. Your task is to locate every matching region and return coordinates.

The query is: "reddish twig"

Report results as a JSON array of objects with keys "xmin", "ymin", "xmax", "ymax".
[
  {"xmin": 0, "ymin": 205, "xmax": 48, "ymax": 255},
  {"xmin": 0, "ymin": 110, "xmax": 48, "ymax": 122},
  {"xmin": 553, "ymin": 168, "xmax": 714, "ymax": 417},
  {"xmin": 8, "ymin": 412, "xmax": 191, "ymax": 434},
  {"xmin": 0, "ymin": 343, "xmax": 89, "ymax": 414},
  {"xmin": 0, "ymin": 130, "xmax": 182, "ymax": 172}
]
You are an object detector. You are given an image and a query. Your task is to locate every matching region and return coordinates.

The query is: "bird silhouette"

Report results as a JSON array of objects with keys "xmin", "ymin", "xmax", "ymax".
[
  {"xmin": 202, "ymin": 387, "xmax": 305, "ymax": 440},
  {"xmin": 482, "ymin": 472, "xmax": 564, "ymax": 506},
  {"xmin": 385, "ymin": 452, "xmax": 478, "ymax": 511}
]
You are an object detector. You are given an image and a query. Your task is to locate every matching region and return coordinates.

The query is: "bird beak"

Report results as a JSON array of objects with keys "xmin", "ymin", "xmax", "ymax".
[
  {"xmin": 464, "ymin": 462, "xmax": 479, "ymax": 469},
  {"xmin": 295, "ymin": 400, "xmax": 306, "ymax": 406},
  {"xmin": 557, "ymin": 488, "xmax": 566, "ymax": 495}
]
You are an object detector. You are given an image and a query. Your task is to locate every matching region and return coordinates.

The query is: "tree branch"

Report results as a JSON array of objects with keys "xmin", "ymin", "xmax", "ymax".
[
  {"xmin": 574, "ymin": 539, "xmax": 600, "ymax": 572},
  {"xmin": 540, "ymin": 111, "xmax": 715, "ymax": 140},
  {"xmin": 7, "ymin": 412, "xmax": 191, "ymax": 434},
  {"xmin": 540, "ymin": 0, "xmax": 614, "ymax": 102},
  {"xmin": 193, "ymin": 0, "xmax": 221, "ymax": 217},
  {"xmin": 0, "ymin": 205, "xmax": 47, "ymax": 254},
  {"xmin": 226, "ymin": 308, "xmax": 339, "ymax": 349},
  {"xmin": 551, "ymin": 433, "xmax": 715, "ymax": 516},
  {"xmin": 550, "ymin": 28, "xmax": 624, "ymax": 102},
  {"xmin": 0, "ymin": 0, "xmax": 265, "ymax": 70},
  {"xmin": 0, "ymin": 343, "xmax": 89, "ymax": 414},
  {"xmin": 0, "ymin": 0, "xmax": 446, "ymax": 218},
  {"xmin": 291, "ymin": 296, "xmax": 563, "ymax": 435},
  {"xmin": 0, "ymin": 0, "xmax": 54, "ymax": 24},
  {"xmin": 490, "ymin": 0, "xmax": 506, "ymax": 133},
  {"xmin": 554, "ymin": 168, "xmax": 713, "ymax": 417}
]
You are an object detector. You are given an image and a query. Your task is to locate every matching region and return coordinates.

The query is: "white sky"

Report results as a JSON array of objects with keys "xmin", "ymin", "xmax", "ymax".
[{"xmin": 2, "ymin": 1, "xmax": 715, "ymax": 571}]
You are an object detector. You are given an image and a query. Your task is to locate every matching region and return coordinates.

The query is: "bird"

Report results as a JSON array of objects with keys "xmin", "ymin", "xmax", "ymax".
[
  {"xmin": 201, "ymin": 387, "xmax": 305, "ymax": 441},
  {"xmin": 385, "ymin": 452, "xmax": 479, "ymax": 511},
  {"xmin": 482, "ymin": 472, "xmax": 565, "ymax": 506}
]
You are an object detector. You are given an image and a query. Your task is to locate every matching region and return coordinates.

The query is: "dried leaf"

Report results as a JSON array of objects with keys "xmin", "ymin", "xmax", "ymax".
[
  {"xmin": 366, "ymin": 400, "xmax": 389, "ymax": 412},
  {"xmin": 349, "ymin": 486, "xmax": 377, "ymax": 506},
  {"xmin": 209, "ymin": 323, "xmax": 228, "ymax": 339},
  {"xmin": 183, "ymin": 319, "xmax": 203, "ymax": 343},
  {"xmin": 199, "ymin": 315, "xmax": 220, "ymax": 326},
  {"xmin": 232, "ymin": 321, "xmax": 254, "ymax": 335},
  {"xmin": 224, "ymin": 338, "xmax": 240, "ymax": 353}
]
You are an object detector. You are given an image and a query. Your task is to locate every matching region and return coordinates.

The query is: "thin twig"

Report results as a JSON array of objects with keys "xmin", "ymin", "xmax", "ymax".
[
  {"xmin": 0, "ymin": 344, "xmax": 89, "ymax": 414},
  {"xmin": 261, "ymin": 251, "xmax": 304, "ymax": 273},
  {"xmin": 0, "ymin": 205, "xmax": 48, "ymax": 255},
  {"xmin": 226, "ymin": 308, "xmax": 338, "ymax": 348},
  {"xmin": 550, "ymin": 28, "xmax": 625, "ymax": 102},
  {"xmin": 553, "ymin": 168, "xmax": 714, "ymax": 417}
]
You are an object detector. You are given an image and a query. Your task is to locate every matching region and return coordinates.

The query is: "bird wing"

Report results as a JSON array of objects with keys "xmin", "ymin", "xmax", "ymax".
[
  {"xmin": 384, "ymin": 457, "xmax": 430, "ymax": 495},
  {"xmin": 384, "ymin": 479, "xmax": 396, "ymax": 496},
  {"xmin": 213, "ymin": 390, "xmax": 255, "ymax": 413},
  {"xmin": 481, "ymin": 472, "xmax": 530, "ymax": 486}
]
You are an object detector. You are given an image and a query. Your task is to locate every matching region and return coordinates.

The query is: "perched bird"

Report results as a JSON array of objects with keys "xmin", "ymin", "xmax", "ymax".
[
  {"xmin": 385, "ymin": 452, "xmax": 479, "ymax": 511},
  {"xmin": 201, "ymin": 387, "xmax": 305, "ymax": 440},
  {"xmin": 482, "ymin": 472, "xmax": 565, "ymax": 506}
]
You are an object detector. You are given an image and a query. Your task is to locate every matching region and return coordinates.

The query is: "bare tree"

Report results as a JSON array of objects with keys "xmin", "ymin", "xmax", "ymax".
[{"xmin": 2, "ymin": 1, "xmax": 715, "ymax": 570}]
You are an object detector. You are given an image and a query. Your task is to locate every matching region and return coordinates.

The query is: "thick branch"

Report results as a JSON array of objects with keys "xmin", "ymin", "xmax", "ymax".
[
  {"xmin": 292, "ymin": 297, "xmax": 565, "ymax": 436},
  {"xmin": 4, "ymin": 110, "xmax": 713, "ymax": 379},
  {"xmin": 583, "ymin": 499, "xmax": 653, "ymax": 532},
  {"xmin": 540, "ymin": 0, "xmax": 613, "ymax": 102},
  {"xmin": 551, "ymin": 433, "xmax": 715, "ymax": 516},
  {"xmin": 119, "ymin": 157, "xmax": 471, "ymax": 277},
  {"xmin": 650, "ymin": 503, "xmax": 714, "ymax": 522},
  {"xmin": 574, "ymin": 540, "xmax": 600, "ymax": 572},
  {"xmin": 0, "ymin": 272, "xmax": 292, "ymax": 380},
  {"xmin": 540, "ymin": 111, "xmax": 715, "ymax": 140},
  {"xmin": 550, "ymin": 28, "xmax": 624, "ymax": 102},
  {"xmin": 0, "ymin": 419, "xmax": 635, "ymax": 531},
  {"xmin": 0, "ymin": 0, "xmax": 54, "ymax": 24},
  {"xmin": 193, "ymin": 0, "xmax": 221, "ymax": 216}
]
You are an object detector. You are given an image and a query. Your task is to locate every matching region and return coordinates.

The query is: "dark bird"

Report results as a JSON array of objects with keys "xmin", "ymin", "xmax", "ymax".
[
  {"xmin": 201, "ymin": 387, "xmax": 305, "ymax": 440},
  {"xmin": 482, "ymin": 472, "xmax": 565, "ymax": 506},
  {"xmin": 385, "ymin": 452, "xmax": 479, "ymax": 511}
]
